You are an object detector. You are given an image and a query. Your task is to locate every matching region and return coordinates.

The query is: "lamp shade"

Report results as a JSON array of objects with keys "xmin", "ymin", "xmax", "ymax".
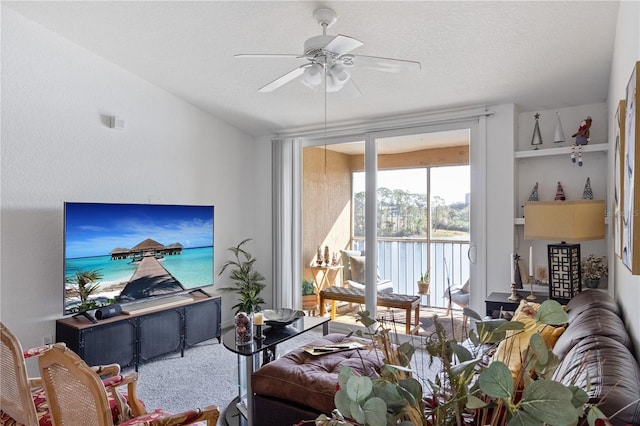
[{"xmin": 524, "ymin": 200, "xmax": 605, "ymax": 242}]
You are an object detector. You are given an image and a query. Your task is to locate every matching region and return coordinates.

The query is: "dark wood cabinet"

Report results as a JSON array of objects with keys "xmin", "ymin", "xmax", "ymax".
[{"xmin": 56, "ymin": 293, "xmax": 221, "ymax": 370}]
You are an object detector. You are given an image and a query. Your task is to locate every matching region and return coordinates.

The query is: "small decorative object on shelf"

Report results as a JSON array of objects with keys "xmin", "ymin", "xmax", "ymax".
[
  {"xmin": 316, "ymin": 246, "xmax": 323, "ymax": 266},
  {"xmin": 555, "ymin": 181, "xmax": 566, "ymax": 200},
  {"xmin": 582, "ymin": 177, "xmax": 594, "ymax": 199},
  {"xmin": 531, "ymin": 113, "xmax": 543, "ymax": 149},
  {"xmin": 528, "ymin": 182, "xmax": 539, "ymax": 201},
  {"xmin": 323, "ymin": 245, "xmax": 330, "ymax": 266},
  {"xmin": 509, "ymin": 253, "xmax": 519, "ymax": 300},
  {"xmin": 331, "ymin": 252, "xmax": 338, "ymax": 266},
  {"xmin": 571, "ymin": 116, "xmax": 592, "ymax": 166},
  {"xmin": 514, "ymin": 253, "xmax": 523, "ymax": 289},
  {"xmin": 581, "ymin": 254, "xmax": 607, "ymax": 288},
  {"xmin": 554, "ymin": 111, "xmax": 566, "ymax": 144},
  {"xmin": 234, "ymin": 312, "xmax": 253, "ymax": 346}
]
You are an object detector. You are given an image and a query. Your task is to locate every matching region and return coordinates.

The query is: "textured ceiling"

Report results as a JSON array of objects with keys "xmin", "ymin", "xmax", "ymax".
[{"xmin": 5, "ymin": 1, "xmax": 620, "ymax": 137}]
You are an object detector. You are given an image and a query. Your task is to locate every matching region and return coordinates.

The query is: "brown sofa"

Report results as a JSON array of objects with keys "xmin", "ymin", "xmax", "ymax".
[
  {"xmin": 251, "ymin": 290, "xmax": 640, "ymax": 426},
  {"xmin": 551, "ymin": 289, "xmax": 640, "ymax": 425},
  {"xmin": 251, "ymin": 333, "xmax": 384, "ymax": 426}
]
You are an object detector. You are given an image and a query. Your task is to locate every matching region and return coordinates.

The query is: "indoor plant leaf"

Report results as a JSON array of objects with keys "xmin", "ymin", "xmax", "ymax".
[
  {"xmin": 520, "ymin": 379, "xmax": 577, "ymax": 425},
  {"xmin": 529, "ymin": 332, "xmax": 549, "ymax": 365},
  {"xmin": 350, "ymin": 400, "xmax": 366, "ymax": 424},
  {"xmin": 362, "ymin": 397, "xmax": 387, "ymax": 426},
  {"xmin": 478, "ymin": 361, "xmax": 514, "ymax": 399},
  {"xmin": 450, "ymin": 341, "xmax": 473, "ymax": 362},
  {"xmin": 535, "ymin": 300, "xmax": 568, "ymax": 325},
  {"xmin": 346, "ymin": 375, "xmax": 373, "ymax": 403},
  {"xmin": 334, "ymin": 389, "xmax": 353, "ymax": 419},
  {"xmin": 508, "ymin": 410, "xmax": 542, "ymax": 426},
  {"xmin": 466, "ymin": 394, "xmax": 488, "ymax": 409}
]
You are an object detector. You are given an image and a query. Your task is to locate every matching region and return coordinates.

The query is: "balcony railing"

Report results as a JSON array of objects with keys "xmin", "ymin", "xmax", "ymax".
[{"xmin": 351, "ymin": 237, "xmax": 470, "ymax": 309}]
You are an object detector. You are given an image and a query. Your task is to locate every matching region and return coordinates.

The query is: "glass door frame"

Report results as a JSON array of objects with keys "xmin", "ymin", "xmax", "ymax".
[{"xmin": 298, "ymin": 117, "xmax": 486, "ymax": 316}]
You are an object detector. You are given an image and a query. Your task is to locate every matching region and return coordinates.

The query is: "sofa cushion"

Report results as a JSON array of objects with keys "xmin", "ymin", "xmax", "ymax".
[
  {"xmin": 552, "ymin": 335, "xmax": 640, "ymax": 426},
  {"xmin": 553, "ymin": 307, "xmax": 632, "ymax": 358},
  {"xmin": 492, "ymin": 300, "xmax": 565, "ymax": 381},
  {"xmin": 565, "ymin": 289, "xmax": 620, "ymax": 321},
  {"xmin": 349, "ymin": 256, "xmax": 366, "ymax": 283},
  {"xmin": 252, "ymin": 334, "xmax": 383, "ymax": 415}
]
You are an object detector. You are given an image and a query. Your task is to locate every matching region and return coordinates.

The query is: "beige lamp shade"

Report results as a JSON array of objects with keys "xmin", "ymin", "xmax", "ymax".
[{"xmin": 524, "ymin": 200, "xmax": 605, "ymax": 242}]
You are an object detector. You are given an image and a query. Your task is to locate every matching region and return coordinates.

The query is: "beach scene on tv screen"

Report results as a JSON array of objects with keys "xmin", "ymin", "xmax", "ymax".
[{"xmin": 64, "ymin": 203, "xmax": 214, "ymax": 314}]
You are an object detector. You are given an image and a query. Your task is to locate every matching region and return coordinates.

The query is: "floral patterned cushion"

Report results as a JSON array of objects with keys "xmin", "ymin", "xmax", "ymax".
[
  {"xmin": 121, "ymin": 409, "xmax": 208, "ymax": 426},
  {"xmin": 0, "ymin": 386, "xmax": 135, "ymax": 426}
]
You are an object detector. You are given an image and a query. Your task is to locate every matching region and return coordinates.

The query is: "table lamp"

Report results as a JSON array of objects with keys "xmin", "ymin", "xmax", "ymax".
[{"xmin": 524, "ymin": 200, "xmax": 605, "ymax": 303}]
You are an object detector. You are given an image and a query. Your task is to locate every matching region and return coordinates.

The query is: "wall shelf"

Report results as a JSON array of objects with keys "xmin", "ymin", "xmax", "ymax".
[
  {"xmin": 515, "ymin": 216, "xmax": 609, "ymax": 226},
  {"xmin": 514, "ymin": 143, "xmax": 608, "ymax": 159}
]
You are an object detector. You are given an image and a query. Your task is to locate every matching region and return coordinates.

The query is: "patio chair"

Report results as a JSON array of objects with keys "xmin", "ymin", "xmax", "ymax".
[
  {"xmin": 0, "ymin": 322, "xmax": 127, "ymax": 426},
  {"xmin": 445, "ymin": 279, "xmax": 470, "ymax": 315},
  {"xmin": 340, "ymin": 250, "xmax": 394, "ymax": 293},
  {"xmin": 38, "ymin": 343, "xmax": 219, "ymax": 426}
]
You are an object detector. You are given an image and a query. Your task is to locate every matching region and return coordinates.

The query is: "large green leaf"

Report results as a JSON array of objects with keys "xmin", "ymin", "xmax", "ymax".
[
  {"xmin": 350, "ymin": 400, "xmax": 366, "ymax": 424},
  {"xmin": 535, "ymin": 300, "xmax": 568, "ymax": 325},
  {"xmin": 478, "ymin": 362, "xmax": 514, "ymax": 399},
  {"xmin": 450, "ymin": 341, "xmax": 473, "ymax": 362},
  {"xmin": 508, "ymin": 410, "xmax": 542, "ymax": 426},
  {"xmin": 463, "ymin": 307, "xmax": 483, "ymax": 321},
  {"xmin": 520, "ymin": 380, "xmax": 577, "ymax": 425},
  {"xmin": 346, "ymin": 376, "xmax": 373, "ymax": 403},
  {"xmin": 335, "ymin": 389, "xmax": 352, "ymax": 418},
  {"xmin": 529, "ymin": 332, "xmax": 549, "ymax": 365},
  {"xmin": 362, "ymin": 397, "xmax": 388, "ymax": 426},
  {"xmin": 466, "ymin": 394, "xmax": 488, "ymax": 409}
]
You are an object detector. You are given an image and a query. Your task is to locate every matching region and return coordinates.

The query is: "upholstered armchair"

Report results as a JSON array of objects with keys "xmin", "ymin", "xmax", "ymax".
[
  {"xmin": 38, "ymin": 344, "xmax": 219, "ymax": 426},
  {"xmin": 0, "ymin": 322, "xmax": 126, "ymax": 426},
  {"xmin": 340, "ymin": 250, "xmax": 394, "ymax": 293}
]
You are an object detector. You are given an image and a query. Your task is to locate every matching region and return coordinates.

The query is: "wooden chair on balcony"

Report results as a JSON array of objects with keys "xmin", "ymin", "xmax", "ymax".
[{"xmin": 38, "ymin": 343, "xmax": 219, "ymax": 426}]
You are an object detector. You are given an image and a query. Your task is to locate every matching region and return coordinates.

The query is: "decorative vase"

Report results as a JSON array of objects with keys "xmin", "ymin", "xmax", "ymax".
[
  {"xmin": 585, "ymin": 278, "xmax": 600, "ymax": 289},
  {"xmin": 234, "ymin": 312, "xmax": 253, "ymax": 346}
]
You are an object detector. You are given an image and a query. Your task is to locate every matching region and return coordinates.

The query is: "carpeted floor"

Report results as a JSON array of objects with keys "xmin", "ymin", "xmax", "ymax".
[{"xmin": 130, "ymin": 307, "xmax": 463, "ymax": 425}]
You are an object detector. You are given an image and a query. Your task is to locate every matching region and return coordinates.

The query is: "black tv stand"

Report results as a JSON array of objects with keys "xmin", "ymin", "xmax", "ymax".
[
  {"xmin": 72, "ymin": 311, "xmax": 97, "ymax": 324},
  {"xmin": 189, "ymin": 288, "xmax": 211, "ymax": 297}
]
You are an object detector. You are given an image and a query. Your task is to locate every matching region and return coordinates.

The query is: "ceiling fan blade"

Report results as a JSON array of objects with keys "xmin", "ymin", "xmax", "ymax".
[
  {"xmin": 341, "ymin": 78, "xmax": 362, "ymax": 98},
  {"xmin": 324, "ymin": 34, "xmax": 363, "ymax": 56},
  {"xmin": 258, "ymin": 66, "xmax": 306, "ymax": 92},
  {"xmin": 353, "ymin": 54, "xmax": 422, "ymax": 72},
  {"xmin": 235, "ymin": 53, "xmax": 303, "ymax": 59}
]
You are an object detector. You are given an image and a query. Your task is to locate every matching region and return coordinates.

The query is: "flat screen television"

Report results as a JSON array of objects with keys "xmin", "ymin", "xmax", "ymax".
[{"xmin": 64, "ymin": 202, "xmax": 214, "ymax": 316}]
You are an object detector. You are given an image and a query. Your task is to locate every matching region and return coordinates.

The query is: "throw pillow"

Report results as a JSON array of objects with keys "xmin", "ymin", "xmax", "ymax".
[
  {"xmin": 349, "ymin": 256, "xmax": 366, "ymax": 284},
  {"xmin": 492, "ymin": 300, "xmax": 565, "ymax": 383},
  {"xmin": 340, "ymin": 250, "xmax": 361, "ymax": 281}
]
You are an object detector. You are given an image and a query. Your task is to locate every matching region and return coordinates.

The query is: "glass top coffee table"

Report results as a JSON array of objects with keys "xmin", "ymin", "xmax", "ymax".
[{"xmin": 223, "ymin": 315, "xmax": 330, "ymax": 426}]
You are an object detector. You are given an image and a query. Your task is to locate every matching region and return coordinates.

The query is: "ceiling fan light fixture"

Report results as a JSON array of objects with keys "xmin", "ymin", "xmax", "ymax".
[
  {"xmin": 302, "ymin": 63, "xmax": 323, "ymax": 88},
  {"xmin": 325, "ymin": 63, "xmax": 350, "ymax": 92}
]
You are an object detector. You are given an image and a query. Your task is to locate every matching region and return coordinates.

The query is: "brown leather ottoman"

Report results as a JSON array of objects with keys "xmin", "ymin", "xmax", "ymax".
[{"xmin": 251, "ymin": 333, "xmax": 384, "ymax": 426}]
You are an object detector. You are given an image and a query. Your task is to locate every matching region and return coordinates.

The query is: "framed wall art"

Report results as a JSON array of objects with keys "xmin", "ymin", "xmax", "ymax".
[
  {"xmin": 614, "ymin": 99, "xmax": 625, "ymax": 259},
  {"xmin": 622, "ymin": 61, "xmax": 640, "ymax": 274}
]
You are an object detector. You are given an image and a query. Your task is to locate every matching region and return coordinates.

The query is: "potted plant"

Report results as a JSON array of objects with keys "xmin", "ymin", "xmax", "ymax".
[
  {"xmin": 417, "ymin": 269, "xmax": 430, "ymax": 295},
  {"xmin": 218, "ymin": 238, "xmax": 266, "ymax": 314},
  {"xmin": 581, "ymin": 254, "xmax": 608, "ymax": 288},
  {"xmin": 302, "ymin": 278, "xmax": 317, "ymax": 311},
  {"xmin": 313, "ymin": 303, "xmax": 613, "ymax": 426}
]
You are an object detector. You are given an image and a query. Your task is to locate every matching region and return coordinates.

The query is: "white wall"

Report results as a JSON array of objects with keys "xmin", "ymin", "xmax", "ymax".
[
  {"xmin": 607, "ymin": 0, "xmax": 640, "ymax": 352},
  {"xmin": 0, "ymin": 8, "xmax": 271, "ymax": 353}
]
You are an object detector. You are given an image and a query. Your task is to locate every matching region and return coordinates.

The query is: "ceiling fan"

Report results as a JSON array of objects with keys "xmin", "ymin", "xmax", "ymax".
[{"xmin": 235, "ymin": 8, "xmax": 421, "ymax": 96}]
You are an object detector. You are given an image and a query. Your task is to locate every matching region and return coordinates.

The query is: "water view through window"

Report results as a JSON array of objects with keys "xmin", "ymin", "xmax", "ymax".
[{"xmin": 352, "ymin": 166, "xmax": 470, "ymax": 305}]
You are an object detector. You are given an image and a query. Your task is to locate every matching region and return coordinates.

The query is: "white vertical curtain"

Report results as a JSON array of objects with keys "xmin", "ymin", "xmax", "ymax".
[{"xmin": 271, "ymin": 138, "xmax": 302, "ymax": 310}]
